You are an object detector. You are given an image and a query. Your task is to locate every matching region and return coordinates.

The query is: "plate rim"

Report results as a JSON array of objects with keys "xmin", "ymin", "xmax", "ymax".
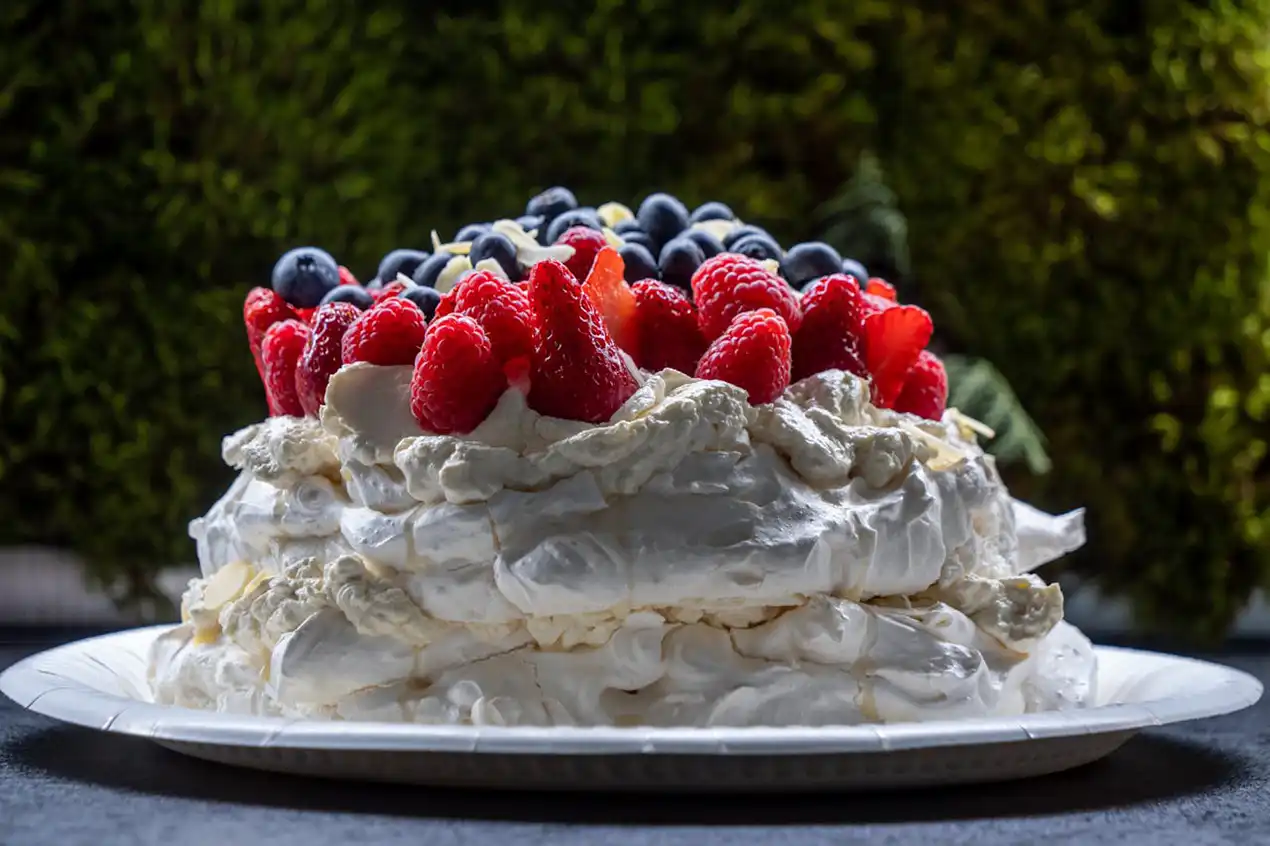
[{"xmin": 1, "ymin": 625, "xmax": 1262, "ymax": 756}]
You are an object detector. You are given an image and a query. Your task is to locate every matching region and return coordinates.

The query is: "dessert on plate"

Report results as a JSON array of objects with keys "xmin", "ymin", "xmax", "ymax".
[{"xmin": 149, "ymin": 189, "xmax": 1096, "ymax": 727}]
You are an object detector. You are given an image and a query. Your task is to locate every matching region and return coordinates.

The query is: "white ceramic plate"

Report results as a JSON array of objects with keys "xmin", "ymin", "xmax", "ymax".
[{"xmin": 1, "ymin": 626, "xmax": 1261, "ymax": 791}]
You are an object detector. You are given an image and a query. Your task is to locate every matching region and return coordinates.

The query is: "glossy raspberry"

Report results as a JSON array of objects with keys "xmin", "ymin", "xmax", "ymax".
[
  {"xmin": 433, "ymin": 270, "xmax": 533, "ymax": 364},
  {"xmin": 554, "ymin": 225, "xmax": 608, "ymax": 282},
  {"xmin": 631, "ymin": 280, "xmax": 707, "ymax": 374},
  {"xmin": 260, "ymin": 320, "xmax": 311, "ymax": 417},
  {"xmin": 695, "ymin": 308, "xmax": 792, "ymax": 405},
  {"xmin": 341, "ymin": 297, "xmax": 428, "ymax": 366},
  {"xmin": 893, "ymin": 350, "xmax": 949, "ymax": 421},
  {"xmin": 582, "ymin": 247, "xmax": 638, "ymax": 357},
  {"xmin": 243, "ymin": 287, "xmax": 299, "ymax": 375},
  {"xmin": 863, "ymin": 304, "xmax": 933, "ymax": 408},
  {"xmin": 338, "ymin": 265, "xmax": 360, "ymax": 287},
  {"xmin": 527, "ymin": 259, "xmax": 638, "ymax": 422},
  {"xmin": 373, "ymin": 279, "xmax": 411, "ymax": 301},
  {"xmin": 865, "ymin": 277, "xmax": 896, "ymax": 301},
  {"xmin": 410, "ymin": 314, "xmax": 506, "ymax": 434},
  {"xmin": 295, "ymin": 302, "xmax": 360, "ymax": 415},
  {"xmin": 691, "ymin": 253, "xmax": 802, "ymax": 341},
  {"xmin": 791, "ymin": 274, "xmax": 867, "ymax": 382}
]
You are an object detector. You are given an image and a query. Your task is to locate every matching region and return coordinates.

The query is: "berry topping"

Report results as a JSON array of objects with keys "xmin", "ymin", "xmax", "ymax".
[
  {"xmin": 376, "ymin": 249, "xmax": 430, "ymax": 285},
  {"xmin": 410, "ymin": 314, "xmax": 507, "ymax": 435},
  {"xmin": 469, "ymin": 231, "xmax": 520, "ymax": 281},
  {"xmin": 400, "ymin": 285, "xmax": 442, "ymax": 320},
  {"xmin": 527, "ymin": 259, "xmax": 638, "ymax": 423},
  {"xmin": 636, "ymin": 192, "xmax": 689, "ymax": 250},
  {"xmin": 338, "ymin": 266, "xmax": 360, "ymax": 287},
  {"xmin": 781, "ymin": 241, "xmax": 844, "ymax": 289},
  {"xmin": 454, "ymin": 223, "xmax": 490, "ymax": 243},
  {"xmin": 866, "ymin": 278, "xmax": 897, "ymax": 301},
  {"xmin": 695, "ymin": 308, "xmax": 792, "ymax": 405},
  {"xmin": 260, "ymin": 319, "xmax": 311, "ymax": 417},
  {"xmin": 435, "ymin": 270, "xmax": 534, "ymax": 364},
  {"xmin": 411, "ymin": 251, "xmax": 454, "ymax": 288},
  {"xmin": 722, "ymin": 224, "xmax": 776, "ymax": 249},
  {"xmin": 685, "ymin": 228, "xmax": 724, "ymax": 259},
  {"xmin": 689, "ymin": 201, "xmax": 735, "ymax": 223},
  {"xmin": 271, "ymin": 247, "xmax": 341, "ymax": 308},
  {"xmin": 617, "ymin": 242, "xmax": 658, "ymax": 284},
  {"xmin": 526, "ymin": 186, "xmax": 578, "ymax": 224},
  {"xmin": 894, "ymin": 350, "xmax": 948, "ymax": 421},
  {"xmin": 618, "ymin": 229, "xmax": 656, "ymax": 252},
  {"xmin": 691, "ymin": 253, "xmax": 803, "ymax": 341},
  {"xmin": 613, "ymin": 219, "xmax": 644, "ymax": 236},
  {"xmin": 555, "ymin": 225, "xmax": 608, "ymax": 282},
  {"xmin": 863, "ymin": 305, "xmax": 933, "ymax": 408},
  {"xmin": 374, "ymin": 278, "xmax": 411, "ymax": 301},
  {"xmin": 320, "ymin": 285, "xmax": 375, "ymax": 310},
  {"xmin": 341, "ymin": 297, "xmax": 429, "ymax": 366},
  {"xmin": 545, "ymin": 208, "xmax": 602, "ymax": 244},
  {"xmin": 295, "ymin": 302, "xmax": 360, "ymax": 415},
  {"xmin": 842, "ymin": 257, "xmax": 869, "ymax": 280},
  {"xmin": 631, "ymin": 280, "xmax": 707, "ymax": 374},
  {"xmin": 516, "ymin": 214, "xmax": 545, "ymax": 234},
  {"xmin": 244, "ymin": 286, "xmax": 299, "ymax": 366},
  {"xmin": 729, "ymin": 232, "xmax": 783, "ymax": 262},
  {"xmin": 597, "ymin": 201, "xmax": 634, "ymax": 228},
  {"xmin": 791, "ymin": 274, "xmax": 867, "ymax": 381},
  {"xmin": 658, "ymin": 237, "xmax": 705, "ymax": 292},
  {"xmin": 582, "ymin": 247, "xmax": 638, "ymax": 356}
]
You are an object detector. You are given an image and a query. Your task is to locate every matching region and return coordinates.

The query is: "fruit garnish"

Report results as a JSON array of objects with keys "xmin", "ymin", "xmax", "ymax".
[
  {"xmin": 433, "ymin": 270, "xmax": 533, "ymax": 364},
  {"xmin": 400, "ymin": 286, "xmax": 441, "ymax": 320},
  {"xmin": 636, "ymin": 192, "xmax": 690, "ymax": 250},
  {"xmin": 375, "ymin": 250, "xmax": 430, "ymax": 285},
  {"xmin": 780, "ymin": 241, "xmax": 842, "ymax": 289},
  {"xmin": 295, "ymin": 302, "xmax": 360, "ymax": 415},
  {"xmin": 320, "ymin": 286, "xmax": 374, "ymax": 309},
  {"xmin": 691, "ymin": 253, "xmax": 803, "ymax": 341},
  {"xmin": 337, "ymin": 265, "xmax": 360, "ymax": 287},
  {"xmin": 583, "ymin": 247, "xmax": 638, "ymax": 357},
  {"xmin": 893, "ymin": 350, "xmax": 949, "ymax": 421},
  {"xmin": 631, "ymin": 280, "xmax": 707, "ymax": 374},
  {"xmin": 271, "ymin": 247, "xmax": 340, "ymax": 308},
  {"xmin": 341, "ymin": 297, "xmax": 429, "ymax": 366},
  {"xmin": 555, "ymin": 225, "xmax": 608, "ymax": 282},
  {"xmin": 658, "ymin": 237, "xmax": 705, "ymax": 291},
  {"xmin": 410, "ymin": 314, "xmax": 507, "ymax": 435},
  {"xmin": 695, "ymin": 308, "xmax": 792, "ymax": 405},
  {"xmin": 863, "ymin": 305, "xmax": 933, "ymax": 408},
  {"xmin": 260, "ymin": 319, "xmax": 311, "ymax": 417},
  {"xmin": 244, "ymin": 287, "xmax": 299, "ymax": 381},
  {"xmin": 865, "ymin": 278, "xmax": 897, "ymax": 301},
  {"xmin": 791, "ymin": 274, "xmax": 867, "ymax": 382}
]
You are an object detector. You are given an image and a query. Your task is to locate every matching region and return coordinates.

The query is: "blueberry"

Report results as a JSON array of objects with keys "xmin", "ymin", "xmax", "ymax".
[
  {"xmin": 618, "ymin": 243, "xmax": 658, "ymax": 283},
  {"xmin": 619, "ymin": 230, "xmax": 656, "ymax": 252},
  {"xmin": 526, "ymin": 186, "xmax": 578, "ymax": 224},
  {"xmin": 658, "ymin": 237, "xmax": 705, "ymax": 292},
  {"xmin": 400, "ymin": 285, "xmax": 442, "ymax": 320},
  {"xmin": 684, "ymin": 229, "xmax": 724, "ymax": 259},
  {"xmin": 722, "ymin": 224, "xmax": 777, "ymax": 249},
  {"xmin": 689, "ymin": 201, "xmax": 734, "ymax": 223},
  {"xmin": 319, "ymin": 285, "xmax": 375, "ymax": 310},
  {"xmin": 546, "ymin": 208, "xmax": 602, "ymax": 244},
  {"xmin": 365, "ymin": 276, "xmax": 382, "ymax": 290},
  {"xmin": 613, "ymin": 219, "xmax": 644, "ymax": 236},
  {"xmin": 375, "ymin": 249, "xmax": 430, "ymax": 286},
  {"xmin": 469, "ymin": 231, "xmax": 519, "ymax": 280},
  {"xmin": 516, "ymin": 214, "xmax": 545, "ymax": 234},
  {"xmin": 271, "ymin": 246, "xmax": 340, "ymax": 308},
  {"xmin": 454, "ymin": 223, "xmax": 490, "ymax": 243},
  {"xmin": 636, "ymin": 192, "xmax": 690, "ymax": 251},
  {"xmin": 729, "ymin": 233, "xmax": 783, "ymax": 262},
  {"xmin": 411, "ymin": 251, "xmax": 454, "ymax": 288},
  {"xmin": 841, "ymin": 258, "xmax": 869, "ymax": 281},
  {"xmin": 782, "ymin": 241, "xmax": 844, "ymax": 288}
]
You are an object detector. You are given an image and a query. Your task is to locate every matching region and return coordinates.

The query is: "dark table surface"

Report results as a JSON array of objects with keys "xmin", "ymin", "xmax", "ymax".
[{"xmin": 1, "ymin": 628, "xmax": 1267, "ymax": 846}]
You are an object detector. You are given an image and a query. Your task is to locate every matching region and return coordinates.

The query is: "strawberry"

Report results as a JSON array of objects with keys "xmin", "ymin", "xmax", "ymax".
[
  {"xmin": 410, "ymin": 314, "xmax": 507, "ymax": 434},
  {"xmin": 695, "ymin": 308, "xmax": 792, "ymax": 405},
  {"xmin": 630, "ymin": 280, "xmax": 707, "ymax": 374},
  {"xmin": 791, "ymin": 274, "xmax": 867, "ymax": 382},
  {"xmin": 243, "ymin": 287, "xmax": 299, "ymax": 377},
  {"xmin": 554, "ymin": 225, "xmax": 608, "ymax": 282},
  {"xmin": 863, "ymin": 305, "xmax": 933, "ymax": 408},
  {"xmin": 865, "ymin": 278, "xmax": 897, "ymax": 301},
  {"xmin": 260, "ymin": 319, "xmax": 310, "ymax": 417},
  {"xmin": 894, "ymin": 350, "xmax": 949, "ymax": 421},
  {"xmin": 432, "ymin": 270, "xmax": 533, "ymax": 364},
  {"xmin": 690, "ymin": 253, "xmax": 802, "ymax": 341},
  {"xmin": 295, "ymin": 302, "xmax": 360, "ymax": 415},
  {"xmin": 582, "ymin": 247, "xmax": 638, "ymax": 357},
  {"xmin": 527, "ymin": 259, "xmax": 638, "ymax": 422},
  {"xmin": 338, "ymin": 265, "xmax": 360, "ymax": 287},
  {"xmin": 341, "ymin": 297, "xmax": 429, "ymax": 366}
]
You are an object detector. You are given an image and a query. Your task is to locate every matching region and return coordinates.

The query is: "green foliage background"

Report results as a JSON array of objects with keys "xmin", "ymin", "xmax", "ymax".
[{"xmin": 1, "ymin": 1, "xmax": 1268, "ymax": 637}]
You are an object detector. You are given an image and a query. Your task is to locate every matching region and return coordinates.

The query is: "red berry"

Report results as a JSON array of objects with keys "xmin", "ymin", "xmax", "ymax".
[
  {"xmin": 695, "ymin": 308, "xmax": 792, "ymax": 405},
  {"xmin": 791, "ymin": 274, "xmax": 867, "ymax": 382},
  {"xmin": 260, "ymin": 320, "xmax": 311, "ymax": 417},
  {"xmin": 295, "ymin": 306, "xmax": 318, "ymax": 324},
  {"xmin": 894, "ymin": 350, "xmax": 949, "ymax": 421},
  {"xmin": 410, "ymin": 314, "xmax": 507, "ymax": 434},
  {"xmin": 865, "ymin": 278, "xmax": 897, "ymax": 301},
  {"xmin": 630, "ymin": 280, "xmax": 707, "ymax": 374},
  {"xmin": 863, "ymin": 305, "xmax": 933, "ymax": 408},
  {"xmin": 555, "ymin": 226, "xmax": 608, "ymax": 282},
  {"xmin": 691, "ymin": 253, "xmax": 802, "ymax": 341},
  {"xmin": 582, "ymin": 247, "xmax": 638, "ymax": 357},
  {"xmin": 341, "ymin": 297, "xmax": 428, "ymax": 366},
  {"xmin": 244, "ymin": 287, "xmax": 299, "ymax": 369},
  {"xmin": 338, "ymin": 266, "xmax": 360, "ymax": 287},
  {"xmin": 374, "ymin": 279, "xmax": 410, "ymax": 301},
  {"xmin": 433, "ymin": 271, "xmax": 533, "ymax": 363},
  {"xmin": 527, "ymin": 259, "xmax": 638, "ymax": 422},
  {"xmin": 295, "ymin": 302, "xmax": 360, "ymax": 415}
]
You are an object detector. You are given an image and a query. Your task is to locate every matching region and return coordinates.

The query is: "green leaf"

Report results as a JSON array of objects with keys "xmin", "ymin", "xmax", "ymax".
[{"xmin": 943, "ymin": 354, "xmax": 1052, "ymax": 475}]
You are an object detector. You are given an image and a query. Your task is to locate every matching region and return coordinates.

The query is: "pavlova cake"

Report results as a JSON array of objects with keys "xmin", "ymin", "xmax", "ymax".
[{"xmin": 149, "ymin": 188, "xmax": 1096, "ymax": 727}]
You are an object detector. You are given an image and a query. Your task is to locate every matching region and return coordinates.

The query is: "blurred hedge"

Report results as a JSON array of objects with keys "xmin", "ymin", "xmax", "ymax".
[{"xmin": 1, "ymin": 1, "xmax": 1267, "ymax": 636}]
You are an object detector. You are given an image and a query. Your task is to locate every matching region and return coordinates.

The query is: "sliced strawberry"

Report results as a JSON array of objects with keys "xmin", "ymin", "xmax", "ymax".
[
  {"xmin": 865, "ymin": 278, "xmax": 897, "ymax": 301},
  {"xmin": 583, "ymin": 247, "xmax": 638, "ymax": 358},
  {"xmin": 863, "ymin": 305, "xmax": 933, "ymax": 408}
]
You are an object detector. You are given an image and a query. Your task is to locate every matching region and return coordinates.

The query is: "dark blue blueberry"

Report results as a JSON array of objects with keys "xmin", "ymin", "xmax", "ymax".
[
  {"xmin": 618, "ymin": 243, "xmax": 659, "ymax": 284},
  {"xmin": 365, "ymin": 276, "xmax": 382, "ymax": 290},
  {"xmin": 516, "ymin": 214, "xmax": 545, "ymax": 234},
  {"xmin": 546, "ymin": 208, "xmax": 602, "ymax": 244},
  {"xmin": 525, "ymin": 186, "xmax": 578, "ymax": 224},
  {"xmin": 684, "ymin": 229, "xmax": 724, "ymax": 259},
  {"xmin": 375, "ymin": 249, "xmax": 430, "ymax": 286},
  {"xmin": 689, "ymin": 201, "xmax": 734, "ymax": 223},
  {"xmin": 729, "ymin": 233, "xmax": 783, "ymax": 262},
  {"xmin": 469, "ymin": 232, "xmax": 519, "ymax": 280},
  {"xmin": 619, "ymin": 230, "xmax": 656, "ymax": 252},
  {"xmin": 319, "ymin": 285, "xmax": 375, "ymax": 310},
  {"xmin": 613, "ymin": 219, "xmax": 644, "ymax": 236},
  {"xmin": 782, "ymin": 241, "xmax": 844, "ymax": 288},
  {"xmin": 271, "ymin": 247, "xmax": 341, "ymax": 308},
  {"xmin": 841, "ymin": 258, "xmax": 869, "ymax": 281},
  {"xmin": 411, "ymin": 251, "xmax": 454, "ymax": 288},
  {"xmin": 636, "ymin": 192, "xmax": 690, "ymax": 251},
  {"xmin": 721, "ymin": 224, "xmax": 777, "ymax": 249},
  {"xmin": 658, "ymin": 237, "xmax": 705, "ymax": 292},
  {"xmin": 400, "ymin": 285, "xmax": 442, "ymax": 320},
  {"xmin": 454, "ymin": 223, "xmax": 490, "ymax": 243}
]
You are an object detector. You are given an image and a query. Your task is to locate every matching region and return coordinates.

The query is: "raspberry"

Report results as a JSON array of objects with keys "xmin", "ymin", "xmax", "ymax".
[
  {"xmin": 373, "ymin": 279, "xmax": 410, "ymax": 301},
  {"xmin": 260, "ymin": 320, "xmax": 311, "ymax": 417},
  {"xmin": 338, "ymin": 265, "xmax": 360, "ymax": 287},
  {"xmin": 295, "ymin": 306, "xmax": 318, "ymax": 324},
  {"xmin": 863, "ymin": 304, "xmax": 933, "ymax": 409},
  {"xmin": 791, "ymin": 274, "xmax": 867, "ymax": 382},
  {"xmin": 341, "ymin": 297, "xmax": 428, "ymax": 366},
  {"xmin": 433, "ymin": 271, "xmax": 533, "ymax": 363},
  {"xmin": 295, "ymin": 302, "xmax": 360, "ymax": 415},
  {"xmin": 527, "ymin": 259, "xmax": 638, "ymax": 422},
  {"xmin": 894, "ymin": 350, "xmax": 948, "ymax": 421},
  {"xmin": 631, "ymin": 280, "xmax": 707, "ymax": 374},
  {"xmin": 690, "ymin": 253, "xmax": 802, "ymax": 341},
  {"xmin": 243, "ymin": 287, "xmax": 299, "ymax": 373},
  {"xmin": 582, "ymin": 247, "xmax": 638, "ymax": 357},
  {"xmin": 410, "ymin": 314, "xmax": 507, "ymax": 434},
  {"xmin": 865, "ymin": 277, "xmax": 896, "ymax": 301},
  {"xmin": 555, "ymin": 225, "xmax": 608, "ymax": 282},
  {"xmin": 695, "ymin": 308, "xmax": 792, "ymax": 405}
]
